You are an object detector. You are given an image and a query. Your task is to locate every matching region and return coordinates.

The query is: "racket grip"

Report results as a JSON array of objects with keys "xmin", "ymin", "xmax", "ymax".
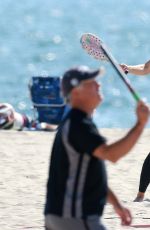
[
  {"xmin": 133, "ymin": 92, "xmax": 141, "ymax": 102},
  {"xmin": 125, "ymin": 70, "xmax": 128, "ymax": 74}
]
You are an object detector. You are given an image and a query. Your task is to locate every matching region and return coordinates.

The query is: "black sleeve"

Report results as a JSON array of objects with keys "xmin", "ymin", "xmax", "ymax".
[{"xmin": 69, "ymin": 117, "xmax": 106, "ymax": 156}]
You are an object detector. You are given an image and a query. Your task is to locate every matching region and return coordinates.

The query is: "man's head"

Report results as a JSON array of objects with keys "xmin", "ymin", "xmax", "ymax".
[
  {"xmin": 61, "ymin": 66, "xmax": 101, "ymax": 98},
  {"xmin": 61, "ymin": 65, "xmax": 104, "ymax": 112}
]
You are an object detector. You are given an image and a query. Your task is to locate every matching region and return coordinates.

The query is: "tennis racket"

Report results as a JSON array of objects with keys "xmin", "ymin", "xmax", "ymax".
[{"xmin": 80, "ymin": 33, "xmax": 141, "ymax": 102}]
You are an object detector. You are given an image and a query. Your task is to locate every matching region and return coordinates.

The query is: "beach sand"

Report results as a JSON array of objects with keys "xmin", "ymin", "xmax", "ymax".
[{"xmin": 0, "ymin": 129, "xmax": 150, "ymax": 230}]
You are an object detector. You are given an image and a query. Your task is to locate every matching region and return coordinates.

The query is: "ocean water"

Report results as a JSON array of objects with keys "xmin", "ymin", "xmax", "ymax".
[{"xmin": 0, "ymin": 0, "xmax": 150, "ymax": 127}]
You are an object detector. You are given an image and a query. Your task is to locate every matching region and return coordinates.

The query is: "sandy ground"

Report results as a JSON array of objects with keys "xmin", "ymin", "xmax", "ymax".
[{"xmin": 0, "ymin": 129, "xmax": 150, "ymax": 230}]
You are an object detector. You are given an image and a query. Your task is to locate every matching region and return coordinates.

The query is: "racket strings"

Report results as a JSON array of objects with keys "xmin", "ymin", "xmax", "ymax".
[{"xmin": 81, "ymin": 34, "xmax": 108, "ymax": 61}]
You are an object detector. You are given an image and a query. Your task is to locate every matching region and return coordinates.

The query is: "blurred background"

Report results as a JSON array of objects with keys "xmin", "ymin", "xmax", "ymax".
[{"xmin": 0, "ymin": 0, "xmax": 150, "ymax": 127}]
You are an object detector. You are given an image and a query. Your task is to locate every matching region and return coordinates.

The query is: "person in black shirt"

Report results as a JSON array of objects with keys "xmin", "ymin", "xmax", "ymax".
[{"xmin": 45, "ymin": 65, "xmax": 149, "ymax": 230}]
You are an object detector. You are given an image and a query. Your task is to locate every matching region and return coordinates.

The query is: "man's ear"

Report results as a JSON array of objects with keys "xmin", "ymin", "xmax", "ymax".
[
  {"xmin": 71, "ymin": 86, "xmax": 83, "ymax": 101},
  {"xmin": 71, "ymin": 87, "xmax": 79, "ymax": 97}
]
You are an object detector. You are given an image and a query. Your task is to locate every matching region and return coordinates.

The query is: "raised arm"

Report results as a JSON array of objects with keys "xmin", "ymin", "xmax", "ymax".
[
  {"xmin": 120, "ymin": 60, "xmax": 150, "ymax": 76},
  {"xmin": 93, "ymin": 101, "xmax": 149, "ymax": 163}
]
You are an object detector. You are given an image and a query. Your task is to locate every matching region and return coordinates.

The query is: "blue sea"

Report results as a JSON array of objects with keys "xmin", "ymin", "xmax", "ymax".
[{"xmin": 0, "ymin": 0, "xmax": 150, "ymax": 127}]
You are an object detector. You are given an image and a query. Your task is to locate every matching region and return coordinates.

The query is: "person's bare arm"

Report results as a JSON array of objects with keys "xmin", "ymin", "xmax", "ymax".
[
  {"xmin": 93, "ymin": 101, "xmax": 149, "ymax": 163},
  {"xmin": 94, "ymin": 122, "xmax": 145, "ymax": 162},
  {"xmin": 120, "ymin": 60, "xmax": 150, "ymax": 75},
  {"xmin": 107, "ymin": 187, "xmax": 132, "ymax": 226}
]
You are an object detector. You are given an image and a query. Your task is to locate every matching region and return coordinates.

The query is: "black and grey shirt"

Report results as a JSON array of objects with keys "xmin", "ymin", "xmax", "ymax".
[{"xmin": 45, "ymin": 108, "xmax": 108, "ymax": 219}]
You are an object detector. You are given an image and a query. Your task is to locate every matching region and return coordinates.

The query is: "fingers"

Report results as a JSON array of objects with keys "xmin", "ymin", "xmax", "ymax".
[
  {"xmin": 115, "ymin": 206, "xmax": 132, "ymax": 226},
  {"xmin": 138, "ymin": 101, "xmax": 150, "ymax": 114},
  {"xmin": 136, "ymin": 100, "xmax": 150, "ymax": 126},
  {"xmin": 120, "ymin": 64, "xmax": 129, "ymax": 74},
  {"xmin": 121, "ymin": 208, "xmax": 132, "ymax": 226}
]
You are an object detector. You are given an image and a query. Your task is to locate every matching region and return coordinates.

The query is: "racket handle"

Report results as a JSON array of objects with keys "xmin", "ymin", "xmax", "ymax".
[
  {"xmin": 133, "ymin": 92, "xmax": 141, "ymax": 101},
  {"xmin": 125, "ymin": 70, "xmax": 128, "ymax": 74}
]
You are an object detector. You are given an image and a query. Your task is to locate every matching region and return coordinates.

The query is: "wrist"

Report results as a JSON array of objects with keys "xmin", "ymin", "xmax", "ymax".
[
  {"xmin": 135, "ymin": 121, "xmax": 146, "ymax": 130},
  {"xmin": 127, "ymin": 66, "xmax": 133, "ymax": 74},
  {"xmin": 113, "ymin": 202, "xmax": 123, "ymax": 212}
]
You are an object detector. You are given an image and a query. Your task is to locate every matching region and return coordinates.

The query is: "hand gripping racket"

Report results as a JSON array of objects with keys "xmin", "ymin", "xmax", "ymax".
[{"xmin": 80, "ymin": 33, "xmax": 141, "ymax": 101}]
